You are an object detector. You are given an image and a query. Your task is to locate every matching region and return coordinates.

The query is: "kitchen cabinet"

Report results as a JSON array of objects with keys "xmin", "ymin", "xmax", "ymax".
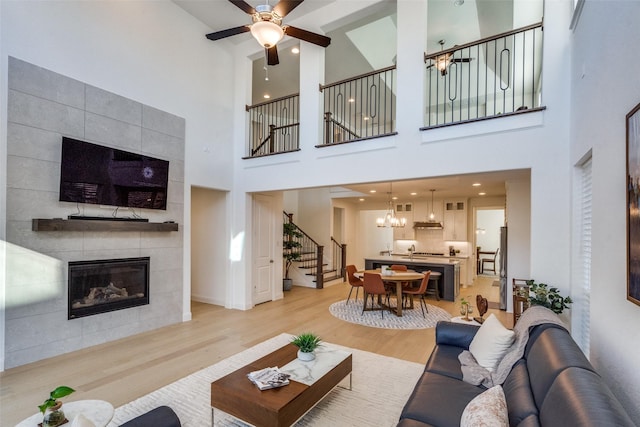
[
  {"xmin": 393, "ymin": 203, "xmax": 414, "ymax": 240},
  {"xmin": 443, "ymin": 199, "xmax": 467, "ymax": 241}
]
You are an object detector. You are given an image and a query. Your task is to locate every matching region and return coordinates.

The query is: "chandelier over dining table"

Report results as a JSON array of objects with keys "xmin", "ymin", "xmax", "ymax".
[{"xmin": 376, "ymin": 183, "xmax": 406, "ymax": 228}]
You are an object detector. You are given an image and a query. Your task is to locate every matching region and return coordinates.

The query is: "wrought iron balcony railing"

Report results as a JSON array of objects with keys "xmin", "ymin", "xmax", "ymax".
[
  {"xmin": 319, "ymin": 66, "xmax": 397, "ymax": 146},
  {"xmin": 245, "ymin": 93, "xmax": 300, "ymax": 158},
  {"xmin": 423, "ymin": 22, "xmax": 544, "ymax": 129}
]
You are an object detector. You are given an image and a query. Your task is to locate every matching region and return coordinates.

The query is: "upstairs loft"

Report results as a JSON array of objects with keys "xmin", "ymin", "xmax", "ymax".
[{"xmin": 243, "ymin": 21, "xmax": 545, "ymax": 159}]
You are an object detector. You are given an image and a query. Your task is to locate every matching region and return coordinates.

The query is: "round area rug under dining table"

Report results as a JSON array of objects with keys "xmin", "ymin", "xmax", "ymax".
[{"xmin": 329, "ymin": 299, "xmax": 451, "ymax": 329}]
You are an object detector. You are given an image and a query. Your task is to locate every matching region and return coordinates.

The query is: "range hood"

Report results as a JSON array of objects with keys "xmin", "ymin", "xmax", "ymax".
[{"xmin": 413, "ymin": 221, "xmax": 443, "ymax": 230}]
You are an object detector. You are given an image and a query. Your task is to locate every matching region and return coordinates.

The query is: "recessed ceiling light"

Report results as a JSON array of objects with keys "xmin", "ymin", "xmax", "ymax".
[
  {"xmin": 472, "ymin": 183, "xmax": 481, "ymax": 187},
  {"xmin": 392, "ymin": 196, "xmax": 398, "ymax": 200},
  {"xmin": 479, "ymin": 192, "xmax": 486, "ymax": 196},
  {"xmin": 363, "ymin": 116, "xmax": 370, "ymax": 121},
  {"xmin": 291, "ymin": 47, "xmax": 300, "ymax": 54},
  {"xmin": 369, "ymin": 190, "xmax": 376, "ymax": 193},
  {"xmin": 263, "ymin": 94, "xmax": 270, "ymax": 99},
  {"xmin": 348, "ymin": 98, "xmax": 355, "ymax": 103},
  {"xmin": 359, "ymin": 198, "xmax": 365, "ymax": 201},
  {"xmin": 410, "ymin": 192, "xmax": 417, "ymax": 196}
]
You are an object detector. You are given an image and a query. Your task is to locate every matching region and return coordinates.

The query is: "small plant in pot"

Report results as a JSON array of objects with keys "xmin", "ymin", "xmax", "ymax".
[
  {"xmin": 526, "ymin": 280, "xmax": 573, "ymax": 314},
  {"xmin": 39, "ymin": 386, "xmax": 75, "ymax": 427},
  {"xmin": 291, "ymin": 333, "xmax": 321, "ymax": 361},
  {"xmin": 283, "ymin": 222, "xmax": 303, "ymax": 291}
]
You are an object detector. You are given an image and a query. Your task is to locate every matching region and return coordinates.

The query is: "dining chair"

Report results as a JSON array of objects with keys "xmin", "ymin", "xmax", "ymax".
[
  {"xmin": 389, "ymin": 264, "xmax": 411, "ymax": 293},
  {"xmin": 402, "ymin": 271, "xmax": 431, "ymax": 318},
  {"xmin": 482, "ymin": 249, "xmax": 499, "ymax": 274},
  {"xmin": 345, "ymin": 265, "xmax": 363, "ymax": 304},
  {"xmin": 362, "ymin": 273, "xmax": 391, "ymax": 318}
]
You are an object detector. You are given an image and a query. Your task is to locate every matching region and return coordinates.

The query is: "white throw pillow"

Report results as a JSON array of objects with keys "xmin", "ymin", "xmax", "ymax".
[
  {"xmin": 460, "ymin": 385, "xmax": 509, "ymax": 427},
  {"xmin": 469, "ymin": 313, "xmax": 515, "ymax": 372}
]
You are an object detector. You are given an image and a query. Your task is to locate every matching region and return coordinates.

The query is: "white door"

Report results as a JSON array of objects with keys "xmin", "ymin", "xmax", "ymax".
[{"xmin": 253, "ymin": 194, "xmax": 275, "ymax": 304}]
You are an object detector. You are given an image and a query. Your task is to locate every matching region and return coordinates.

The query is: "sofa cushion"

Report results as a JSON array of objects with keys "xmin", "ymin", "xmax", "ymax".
[
  {"xmin": 424, "ymin": 344, "xmax": 466, "ymax": 380},
  {"xmin": 435, "ymin": 321, "xmax": 479, "ymax": 348},
  {"xmin": 502, "ymin": 359, "xmax": 539, "ymax": 426},
  {"xmin": 539, "ymin": 368, "xmax": 636, "ymax": 427},
  {"xmin": 469, "ymin": 314, "xmax": 515, "ymax": 372},
  {"xmin": 460, "ymin": 385, "xmax": 508, "ymax": 427},
  {"xmin": 525, "ymin": 326, "xmax": 594, "ymax": 409},
  {"xmin": 119, "ymin": 406, "xmax": 181, "ymax": 427},
  {"xmin": 399, "ymin": 371, "xmax": 484, "ymax": 427}
]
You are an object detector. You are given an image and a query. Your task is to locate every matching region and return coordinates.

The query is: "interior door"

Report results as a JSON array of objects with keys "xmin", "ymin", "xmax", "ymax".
[{"xmin": 253, "ymin": 194, "xmax": 275, "ymax": 305}]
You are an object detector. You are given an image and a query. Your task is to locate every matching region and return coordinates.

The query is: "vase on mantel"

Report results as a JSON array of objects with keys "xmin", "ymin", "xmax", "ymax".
[
  {"xmin": 297, "ymin": 349, "xmax": 315, "ymax": 362},
  {"xmin": 42, "ymin": 401, "xmax": 66, "ymax": 427}
]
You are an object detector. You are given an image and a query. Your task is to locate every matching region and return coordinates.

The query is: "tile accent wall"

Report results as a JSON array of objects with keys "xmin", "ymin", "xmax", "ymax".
[{"xmin": 5, "ymin": 57, "xmax": 185, "ymax": 368}]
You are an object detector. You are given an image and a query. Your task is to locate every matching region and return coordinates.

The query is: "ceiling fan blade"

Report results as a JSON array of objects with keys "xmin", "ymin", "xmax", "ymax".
[
  {"xmin": 206, "ymin": 25, "xmax": 251, "ymax": 41},
  {"xmin": 273, "ymin": 1, "xmax": 304, "ymax": 17},
  {"xmin": 284, "ymin": 26, "xmax": 331, "ymax": 47},
  {"xmin": 267, "ymin": 46, "xmax": 280, "ymax": 66},
  {"xmin": 228, "ymin": 0, "xmax": 255, "ymax": 14}
]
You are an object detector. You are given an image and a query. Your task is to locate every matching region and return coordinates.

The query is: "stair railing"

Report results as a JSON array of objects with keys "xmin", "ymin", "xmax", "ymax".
[
  {"xmin": 331, "ymin": 237, "xmax": 347, "ymax": 281},
  {"xmin": 423, "ymin": 21, "xmax": 544, "ymax": 129},
  {"xmin": 284, "ymin": 212, "xmax": 324, "ymax": 289},
  {"xmin": 319, "ymin": 66, "xmax": 397, "ymax": 146},
  {"xmin": 246, "ymin": 94, "xmax": 300, "ymax": 157}
]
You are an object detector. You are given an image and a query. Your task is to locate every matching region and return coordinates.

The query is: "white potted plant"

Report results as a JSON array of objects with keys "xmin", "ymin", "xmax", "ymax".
[{"xmin": 291, "ymin": 333, "xmax": 321, "ymax": 361}]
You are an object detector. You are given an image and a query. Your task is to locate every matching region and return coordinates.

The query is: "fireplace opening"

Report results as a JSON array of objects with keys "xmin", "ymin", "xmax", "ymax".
[{"xmin": 68, "ymin": 257, "xmax": 149, "ymax": 319}]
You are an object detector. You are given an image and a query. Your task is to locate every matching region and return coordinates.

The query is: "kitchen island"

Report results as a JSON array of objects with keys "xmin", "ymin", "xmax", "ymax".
[{"xmin": 364, "ymin": 256, "xmax": 460, "ymax": 301}]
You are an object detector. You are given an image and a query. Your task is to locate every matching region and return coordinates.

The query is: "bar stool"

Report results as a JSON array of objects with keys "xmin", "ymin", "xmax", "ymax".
[{"xmin": 425, "ymin": 272, "xmax": 441, "ymax": 300}]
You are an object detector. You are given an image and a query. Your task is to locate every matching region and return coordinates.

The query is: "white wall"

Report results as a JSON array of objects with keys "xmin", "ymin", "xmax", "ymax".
[
  {"xmin": 191, "ymin": 187, "xmax": 227, "ymax": 305},
  {"xmin": 0, "ymin": 0, "xmax": 234, "ymax": 369},
  {"xmin": 570, "ymin": 0, "xmax": 640, "ymax": 419}
]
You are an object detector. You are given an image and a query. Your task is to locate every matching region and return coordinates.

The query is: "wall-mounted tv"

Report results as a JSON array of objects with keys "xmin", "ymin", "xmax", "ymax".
[{"xmin": 59, "ymin": 137, "xmax": 169, "ymax": 210}]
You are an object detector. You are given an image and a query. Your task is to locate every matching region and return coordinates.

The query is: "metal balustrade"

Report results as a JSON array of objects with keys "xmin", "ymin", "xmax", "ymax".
[
  {"xmin": 423, "ymin": 22, "xmax": 544, "ymax": 129},
  {"xmin": 246, "ymin": 94, "xmax": 299, "ymax": 157},
  {"xmin": 320, "ymin": 66, "xmax": 397, "ymax": 146}
]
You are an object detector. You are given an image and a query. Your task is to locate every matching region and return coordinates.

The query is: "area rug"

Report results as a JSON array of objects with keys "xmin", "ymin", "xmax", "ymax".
[
  {"xmin": 108, "ymin": 333, "xmax": 424, "ymax": 427},
  {"xmin": 329, "ymin": 299, "xmax": 451, "ymax": 329}
]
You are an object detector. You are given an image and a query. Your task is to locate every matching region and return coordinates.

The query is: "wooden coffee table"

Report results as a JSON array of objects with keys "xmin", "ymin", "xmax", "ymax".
[{"xmin": 210, "ymin": 342, "xmax": 352, "ymax": 427}]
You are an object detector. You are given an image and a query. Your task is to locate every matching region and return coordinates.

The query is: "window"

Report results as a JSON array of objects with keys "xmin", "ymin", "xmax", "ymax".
[{"xmin": 574, "ymin": 155, "xmax": 592, "ymax": 356}]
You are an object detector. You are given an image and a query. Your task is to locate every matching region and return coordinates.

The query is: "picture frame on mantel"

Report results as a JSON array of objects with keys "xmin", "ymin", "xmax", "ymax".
[{"xmin": 626, "ymin": 101, "xmax": 640, "ymax": 306}]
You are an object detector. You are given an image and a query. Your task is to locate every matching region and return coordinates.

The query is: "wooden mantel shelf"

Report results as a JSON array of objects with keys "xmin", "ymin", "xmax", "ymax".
[{"xmin": 32, "ymin": 218, "xmax": 179, "ymax": 232}]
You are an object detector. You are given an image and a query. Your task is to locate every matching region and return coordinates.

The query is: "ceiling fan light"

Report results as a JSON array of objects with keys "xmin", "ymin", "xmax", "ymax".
[{"xmin": 251, "ymin": 21, "xmax": 284, "ymax": 48}]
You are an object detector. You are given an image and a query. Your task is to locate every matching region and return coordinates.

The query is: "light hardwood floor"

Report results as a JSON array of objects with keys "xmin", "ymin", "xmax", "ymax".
[{"xmin": 1, "ymin": 276, "xmax": 510, "ymax": 426}]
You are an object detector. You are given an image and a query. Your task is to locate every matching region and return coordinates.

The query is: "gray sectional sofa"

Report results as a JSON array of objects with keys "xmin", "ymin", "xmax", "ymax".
[{"xmin": 397, "ymin": 321, "xmax": 635, "ymax": 427}]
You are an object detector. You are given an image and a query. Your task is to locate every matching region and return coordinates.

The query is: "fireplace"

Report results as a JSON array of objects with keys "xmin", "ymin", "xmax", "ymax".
[{"xmin": 68, "ymin": 257, "xmax": 150, "ymax": 319}]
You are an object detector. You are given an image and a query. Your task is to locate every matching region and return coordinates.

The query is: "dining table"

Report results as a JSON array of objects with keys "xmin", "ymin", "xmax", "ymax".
[{"xmin": 356, "ymin": 269, "xmax": 424, "ymax": 317}]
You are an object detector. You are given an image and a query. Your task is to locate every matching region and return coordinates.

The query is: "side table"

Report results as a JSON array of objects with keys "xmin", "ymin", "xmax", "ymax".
[
  {"xmin": 451, "ymin": 316, "xmax": 482, "ymax": 326},
  {"xmin": 16, "ymin": 400, "xmax": 114, "ymax": 427}
]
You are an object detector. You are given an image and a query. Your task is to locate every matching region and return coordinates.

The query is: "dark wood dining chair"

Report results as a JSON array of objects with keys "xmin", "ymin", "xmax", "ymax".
[
  {"xmin": 481, "ymin": 249, "xmax": 499, "ymax": 274},
  {"xmin": 362, "ymin": 273, "xmax": 391, "ymax": 318},
  {"xmin": 402, "ymin": 271, "xmax": 431, "ymax": 318},
  {"xmin": 345, "ymin": 265, "xmax": 363, "ymax": 304}
]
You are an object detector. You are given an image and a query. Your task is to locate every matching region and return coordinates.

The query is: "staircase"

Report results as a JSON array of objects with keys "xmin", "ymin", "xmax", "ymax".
[{"xmin": 284, "ymin": 212, "xmax": 346, "ymax": 289}]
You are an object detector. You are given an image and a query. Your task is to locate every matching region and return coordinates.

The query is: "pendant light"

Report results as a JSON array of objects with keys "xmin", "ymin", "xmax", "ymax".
[
  {"xmin": 376, "ymin": 183, "xmax": 406, "ymax": 228},
  {"xmin": 429, "ymin": 189, "xmax": 436, "ymax": 220}
]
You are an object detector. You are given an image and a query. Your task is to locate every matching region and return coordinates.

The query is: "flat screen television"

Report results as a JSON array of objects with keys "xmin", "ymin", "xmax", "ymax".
[{"xmin": 59, "ymin": 137, "xmax": 169, "ymax": 210}]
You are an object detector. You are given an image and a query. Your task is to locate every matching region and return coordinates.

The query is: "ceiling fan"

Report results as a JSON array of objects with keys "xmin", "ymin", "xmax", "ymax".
[
  {"xmin": 425, "ymin": 40, "xmax": 473, "ymax": 76},
  {"xmin": 205, "ymin": 0, "xmax": 331, "ymax": 66}
]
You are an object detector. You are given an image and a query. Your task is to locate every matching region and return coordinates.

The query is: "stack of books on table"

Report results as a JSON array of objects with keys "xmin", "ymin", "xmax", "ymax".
[{"xmin": 247, "ymin": 367, "xmax": 291, "ymax": 390}]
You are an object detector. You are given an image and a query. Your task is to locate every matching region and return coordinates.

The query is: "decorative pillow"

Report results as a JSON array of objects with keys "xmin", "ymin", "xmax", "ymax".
[
  {"xmin": 460, "ymin": 385, "xmax": 509, "ymax": 427},
  {"xmin": 469, "ymin": 313, "xmax": 515, "ymax": 372}
]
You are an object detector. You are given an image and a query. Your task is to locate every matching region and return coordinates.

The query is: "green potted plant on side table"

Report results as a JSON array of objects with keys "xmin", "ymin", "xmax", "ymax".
[
  {"xmin": 39, "ymin": 386, "xmax": 75, "ymax": 427},
  {"xmin": 527, "ymin": 280, "xmax": 573, "ymax": 314},
  {"xmin": 291, "ymin": 333, "xmax": 321, "ymax": 361},
  {"xmin": 283, "ymin": 222, "xmax": 303, "ymax": 291}
]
